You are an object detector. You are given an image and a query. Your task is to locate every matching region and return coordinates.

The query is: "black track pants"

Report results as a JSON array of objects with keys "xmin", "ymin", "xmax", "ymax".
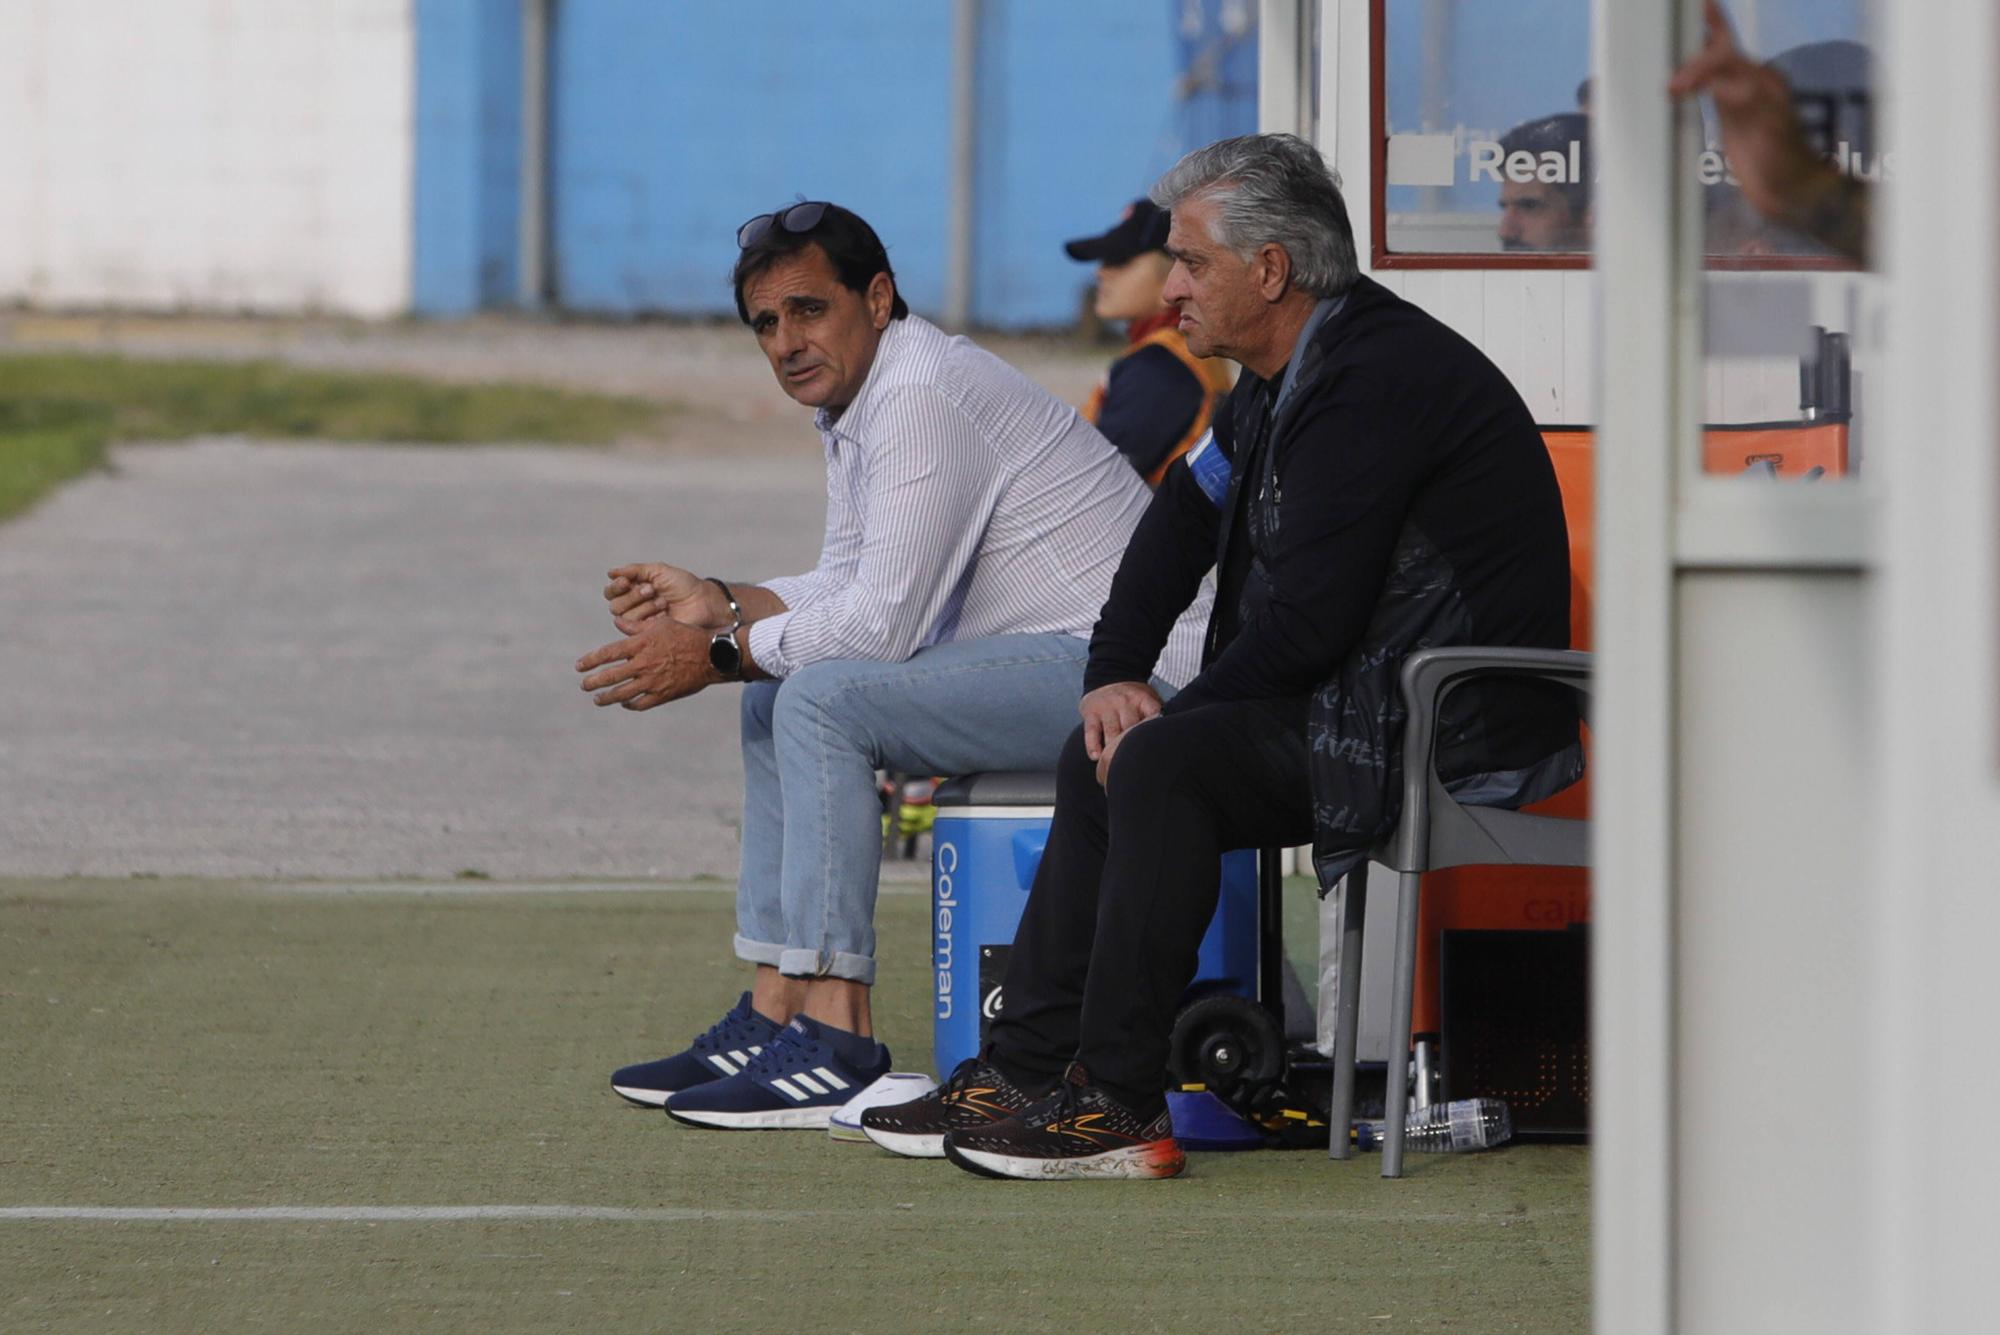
[{"xmin": 987, "ymin": 695, "xmax": 1314, "ymax": 1109}]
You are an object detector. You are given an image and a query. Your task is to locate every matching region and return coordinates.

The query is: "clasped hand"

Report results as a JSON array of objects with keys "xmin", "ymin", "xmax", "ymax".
[{"xmin": 576, "ymin": 562, "xmax": 726, "ymax": 710}]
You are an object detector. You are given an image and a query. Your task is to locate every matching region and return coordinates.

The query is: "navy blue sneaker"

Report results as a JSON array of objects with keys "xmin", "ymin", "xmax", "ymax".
[
  {"xmin": 609, "ymin": 993, "xmax": 781, "ymax": 1107},
  {"xmin": 665, "ymin": 1016, "xmax": 892, "ymax": 1130}
]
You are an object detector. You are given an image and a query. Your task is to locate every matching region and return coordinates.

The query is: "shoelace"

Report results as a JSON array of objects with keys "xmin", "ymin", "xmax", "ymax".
[
  {"xmin": 690, "ymin": 1006, "xmax": 761, "ymax": 1054},
  {"xmin": 1031, "ymin": 1077, "xmax": 1084, "ymax": 1131},
  {"xmin": 939, "ymin": 1057, "xmax": 992, "ymax": 1098},
  {"xmin": 745, "ymin": 1024, "xmax": 826, "ymax": 1079}
]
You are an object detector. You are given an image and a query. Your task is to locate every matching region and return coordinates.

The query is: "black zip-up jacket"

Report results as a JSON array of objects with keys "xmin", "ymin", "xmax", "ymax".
[{"xmin": 1085, "ymin": 276, "xmax": 1582, "ymax": 887}]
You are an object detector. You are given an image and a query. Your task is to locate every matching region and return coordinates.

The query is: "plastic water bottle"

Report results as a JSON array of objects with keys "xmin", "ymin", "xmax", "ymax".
[{"xmin": 1353, "ymin": 1098, "xmax": 1513, "ymax": 1153}]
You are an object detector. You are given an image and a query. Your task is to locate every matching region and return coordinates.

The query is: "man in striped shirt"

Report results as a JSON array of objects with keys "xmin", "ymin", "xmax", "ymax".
[{"xmin": 575, "ymin": 202, "xmax": 1206, "ymax": 1129}]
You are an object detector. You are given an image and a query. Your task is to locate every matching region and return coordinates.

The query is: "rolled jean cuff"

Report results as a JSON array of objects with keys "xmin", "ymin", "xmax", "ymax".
[
  {"xmin": 732, "ymin": 933, "xmax": 787, "ymax": 969},
  {"xmin": 777, "ymin": 946, "xmax": 877, "ymax": 986}
]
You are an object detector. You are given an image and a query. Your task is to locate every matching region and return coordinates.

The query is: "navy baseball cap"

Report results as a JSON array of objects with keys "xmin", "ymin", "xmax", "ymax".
[{"xmin": 1063, "ymin": 199, "xmax": 1172, "ymax": 264}]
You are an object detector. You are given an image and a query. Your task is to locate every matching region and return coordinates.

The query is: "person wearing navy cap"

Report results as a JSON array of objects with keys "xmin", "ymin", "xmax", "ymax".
[{"xmin": 1066, "ymin": 199, "xmax": 1235, "ymax": 484}]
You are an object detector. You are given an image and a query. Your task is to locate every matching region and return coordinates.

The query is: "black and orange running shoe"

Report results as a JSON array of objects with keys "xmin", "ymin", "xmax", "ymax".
[
  {"xmin": 859, "ymin": 1056, "xmax": 1045, "ymax": 1159},
  {"xmin": 942, "ymin": 1062, "xmax": 1186, "ymax": 1181}
]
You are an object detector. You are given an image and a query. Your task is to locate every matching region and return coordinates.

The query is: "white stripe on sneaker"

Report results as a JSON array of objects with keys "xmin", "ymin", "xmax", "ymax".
[
  {"xmin": 812, "ymin": 1067, "xmax": 850, "ymax": 1091},
  {"xmin": 728, "ymin": 1050, "xmax": 750, "ymax": 1065},
  {"xmin": 771, "ymin": 1078, "xmax": 807, "ymax": 1102},
  {"xmin": 708, "ymin": 1054, "xmax": 739, "ymax": 1075},
  {"xmin": 792, "ymin": 1073, "xmax": 827, "ymax": 1096}
]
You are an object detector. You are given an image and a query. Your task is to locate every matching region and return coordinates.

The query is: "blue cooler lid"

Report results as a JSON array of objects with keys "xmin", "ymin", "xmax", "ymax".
[{"xmin": 933, "ymin": 771, "xmax": 1059, "ymax": 809}]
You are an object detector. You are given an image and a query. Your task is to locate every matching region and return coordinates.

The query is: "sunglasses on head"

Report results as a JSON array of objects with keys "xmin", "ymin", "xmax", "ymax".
[{"xmin": 737, "ymin": 200, "xmax": 831, "ymax": 249}]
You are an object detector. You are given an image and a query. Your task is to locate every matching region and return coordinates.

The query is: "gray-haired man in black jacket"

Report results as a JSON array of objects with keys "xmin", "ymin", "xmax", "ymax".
[{"xmin": 861, "ymin": 133, "xmax": 1582, "ymax": 1181}]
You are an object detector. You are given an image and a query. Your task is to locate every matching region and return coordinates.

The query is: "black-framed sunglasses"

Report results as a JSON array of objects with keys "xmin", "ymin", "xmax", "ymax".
[{"xmin": 736, "ymin": 200, "xmax": 831, "ymax": 250}]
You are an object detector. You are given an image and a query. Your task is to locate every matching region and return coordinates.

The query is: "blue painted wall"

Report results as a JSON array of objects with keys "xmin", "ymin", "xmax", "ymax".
[
  {"xmin": 547, "ymin": 1, "xmax": 957, "ymax": 318},
  {"xmin": 414, "ymin": 1, "xmax": 1258, "ymax": 324},
  {"xmin": 545, "ymin": 0, "xmax": 1242, "ymax": 327},
  {"xmin": 1176, "ymin": 0, "xmax": 1259, "ymax": 157},
  {"xmin": 414, "ymin": 0, "xmax": 524, "ymax": 314},
  {"xmin": 970, "ymin": 2, "xmax": 1186, "ymax": 326}
]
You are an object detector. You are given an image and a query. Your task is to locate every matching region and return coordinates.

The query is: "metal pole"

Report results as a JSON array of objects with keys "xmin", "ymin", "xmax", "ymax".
[
  {"xmin": 518, "ymin": 0, "xmax": 550, "ymax": 308},
  {"xmin": 1324, "ymin": 864, "xmax": 1368, "ymax": 1161},
  {"xmin": 943, "ymin": 0, "xmax": 978, "ymax": 331},
  {"xmin": 1256, "ymin": 0, "xmax": 1302, "ymax": 135},
  {"xmin": 1416, "ymin": 0, "xmax": 1450, "ymax": 216},
  {"xmin": 1256, "ymin": 847, "xmax": 1284, "ymax": 1026}
]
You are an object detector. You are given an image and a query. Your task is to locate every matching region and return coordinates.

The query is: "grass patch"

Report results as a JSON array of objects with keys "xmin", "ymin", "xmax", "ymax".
[
  {"xmin": 0, "ymin": 353, "xmax": 665, "ymax": 520},
  {"xmin": 0, "ymin": 400, "xmax": 111, "ymax": 521},
  {"xmin": 0, "ymin": 879, "xmax": 1589, "ymax": 1334}
]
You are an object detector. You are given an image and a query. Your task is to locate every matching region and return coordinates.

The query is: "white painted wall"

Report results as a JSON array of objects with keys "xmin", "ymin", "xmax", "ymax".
[
  {"xmin": 1372, "ymin": 270, "xmax": 1599, "ymax": 423},
  {"xmin": 0, "ymin": 0, "xmax": 413, "ymax": 317}
]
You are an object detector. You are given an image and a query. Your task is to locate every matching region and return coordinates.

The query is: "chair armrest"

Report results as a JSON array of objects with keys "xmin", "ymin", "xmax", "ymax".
[
  {"xmin": 1400, "ymin": 646, "xmax": 1593, "ymax": 700},
  {"xmin": 1386, "ymin": 647, "xmax": 1593, "ymax": 873}
]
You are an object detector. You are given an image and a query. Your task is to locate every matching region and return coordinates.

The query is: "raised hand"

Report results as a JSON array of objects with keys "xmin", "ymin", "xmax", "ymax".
[{"xmin": 1668, "ymin": 0, "xmax": 1866, "ymax": 262}]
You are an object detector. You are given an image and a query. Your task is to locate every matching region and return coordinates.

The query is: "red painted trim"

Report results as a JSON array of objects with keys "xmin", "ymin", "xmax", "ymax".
[
  {"xmin": 1700, "ymin": 254, "xmax": 1859, "ymax": 272},
  {"xmin": 1376, "ymin": 251, "xmax": 1855, "ymax": 273},
  {"xmin": 1368, "ymin": 0, "xmax": 1387, "ymax": 267},
  {"xmin": 1377, "ymin": 252, "xmax": 1584, "ymax": 271}
]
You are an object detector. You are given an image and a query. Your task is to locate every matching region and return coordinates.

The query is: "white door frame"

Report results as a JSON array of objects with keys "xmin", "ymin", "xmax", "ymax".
[{"xmin": 1876, "ymin": 2, "xmax": 2000, "ymax": 1329}]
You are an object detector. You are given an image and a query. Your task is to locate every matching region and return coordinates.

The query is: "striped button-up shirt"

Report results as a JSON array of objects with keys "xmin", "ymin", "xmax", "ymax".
[{"xmin": 747, "ymin": 315, "xmax": 1208, "ymax": 687}]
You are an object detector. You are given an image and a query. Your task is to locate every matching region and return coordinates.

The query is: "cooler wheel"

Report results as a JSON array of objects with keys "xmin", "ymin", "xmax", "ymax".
[{"xmin": 1167, "ymin": 994, "xmax": 1285, "ymax": 1099}]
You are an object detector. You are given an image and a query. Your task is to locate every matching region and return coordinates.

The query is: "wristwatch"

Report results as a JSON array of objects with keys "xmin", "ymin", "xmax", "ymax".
[{"xmin": 706, "ymin": 577, "xmax": 745, "ymax": 680}]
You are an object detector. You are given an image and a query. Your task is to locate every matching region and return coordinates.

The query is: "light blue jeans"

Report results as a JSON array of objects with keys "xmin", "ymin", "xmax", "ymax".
[{"xmin": 733, "ymin": 634, "xmax": 1093, "ymax": 985}]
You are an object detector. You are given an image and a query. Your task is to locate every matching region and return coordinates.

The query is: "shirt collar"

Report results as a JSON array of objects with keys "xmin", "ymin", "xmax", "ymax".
[
  {"xmin": 1271, "ymin": 292, "xmax": 1346, "ymax": 418},
  {"xmin": 813, "ymin": 317, "xmax": 911, "ymax": 447}
]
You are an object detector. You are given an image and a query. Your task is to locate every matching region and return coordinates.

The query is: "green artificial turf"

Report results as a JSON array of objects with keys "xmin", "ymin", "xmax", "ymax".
[
  {"xmin": 0, "ymin": 354, "xmax": 664, "ymax": 520},
  {"xmin": 0, "ymin": 880, "xmax": 1589, "ymax": 1333}
]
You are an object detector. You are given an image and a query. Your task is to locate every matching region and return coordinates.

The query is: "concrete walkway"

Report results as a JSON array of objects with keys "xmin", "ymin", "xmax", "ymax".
[
  {"xmin": 0, "ymin": 316, "xmax": 1111, "ymax": 879},
  {"xmin": 0, "ymin": 437, "xmax": 829, "ymax": 879}
]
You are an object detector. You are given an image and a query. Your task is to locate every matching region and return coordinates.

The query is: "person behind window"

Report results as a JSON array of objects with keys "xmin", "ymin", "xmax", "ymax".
[
  {"xmin": 1065, "ymin": 199, "xmax": 1236, "ymax": 484},
  {"xmin": 1669, "ymin": 0, "xmax": 1870, "ymax": 265},
  {"xmin": 1497, "ymin": 113, "xmax": 1593, "ymax": 253}
]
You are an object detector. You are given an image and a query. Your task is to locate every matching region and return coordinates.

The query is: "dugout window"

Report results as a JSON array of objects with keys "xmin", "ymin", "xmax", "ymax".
[{"xmin": 1372, "ymin": 0, "xmax": 1875, "ymax": 273}]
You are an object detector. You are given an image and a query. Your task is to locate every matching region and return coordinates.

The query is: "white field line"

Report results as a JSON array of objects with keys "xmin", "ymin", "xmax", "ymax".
[
  {"xmin": 0, "ymin": 1206, "xmax": 826, "ymax": 1223},
  {"xmin": 253, "ymin": 876, "xmax": 927, "ymax": 897},
  {"xmin": 0, "ymin": 1203, "xmax": 1568, "ymax": 1225},
  {"xmin": 259, "ymin": 882, "xmax": 721, "ymax": 897}
]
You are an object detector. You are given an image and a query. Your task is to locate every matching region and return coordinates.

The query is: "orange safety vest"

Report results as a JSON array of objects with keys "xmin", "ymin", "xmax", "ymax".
[{"xmin": 1083, "ymin": 326, "xmax": 1238, "ymax": 485}]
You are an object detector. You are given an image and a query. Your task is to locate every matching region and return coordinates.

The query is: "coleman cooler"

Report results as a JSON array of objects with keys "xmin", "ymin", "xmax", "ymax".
[{"xmin": 929, "ymin": 770, "xmax": 1259, "ymax": 1077}]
